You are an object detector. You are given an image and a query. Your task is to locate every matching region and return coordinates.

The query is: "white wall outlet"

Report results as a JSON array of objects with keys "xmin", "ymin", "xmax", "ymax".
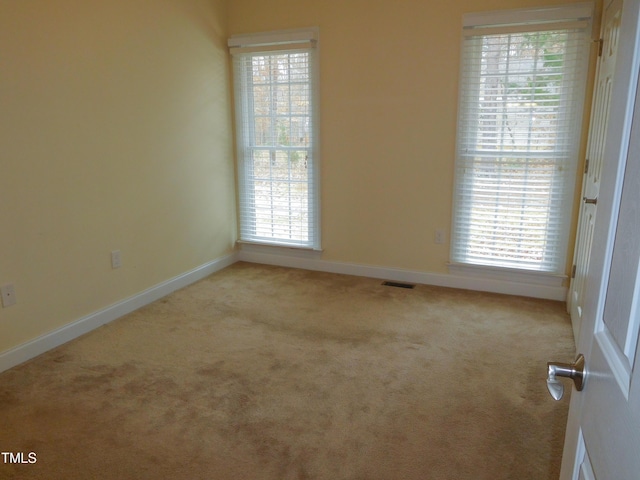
[
  {"xmin": 1, "ymin": 283, "xmax": 17, "ymax": 307},
  {"xmin": 111, "ymin": 250, "xmax": 122, "ymax": 269},
  {"xmin": 435, "ymin": 229, "xmax": 446, "ymax": 245}
]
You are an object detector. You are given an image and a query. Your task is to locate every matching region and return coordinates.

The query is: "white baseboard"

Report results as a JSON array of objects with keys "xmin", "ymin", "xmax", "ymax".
[
  {"xmin": 1, "ymin": 246, "xmax": 568, "ymax": 374},
  {"xmin": 237, "ymin": 245, "xmax": 568, "ymax": 301},
  {"xmin": 0, "ymin": 252, "xmax": 238, "ymax": 373}
]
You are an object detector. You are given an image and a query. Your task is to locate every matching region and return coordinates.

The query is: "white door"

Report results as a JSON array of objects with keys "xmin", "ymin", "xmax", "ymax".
[
  {"xmin": 568, "ymin": 0, "xmax": 622, "ymax": 342},
  {"xmin": 559, "ymin": 0, "xmax": 640, "ymax": 477}
]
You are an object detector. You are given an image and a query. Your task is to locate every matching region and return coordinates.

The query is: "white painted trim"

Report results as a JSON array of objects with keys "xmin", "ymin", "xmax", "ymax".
[
  {"xmin": 596, "ymin": 328, "xmax": 632, "ymax": 399},
  {"xmin": 0, "ymin": 252, "xmax": 238, "ymax": 373},
  {"xmin": 228, "ymin": 27, "xmax": 318, "ymax": 48},
  {"xmin": 237, "ymin": 248, "xmax": 567, "ymax": 301},
  {"xmin": 1, "ymin": 245, "xmax": 568, "ymax": 375},
  {"xmin": 238, "ymin": 241, "xmax": 323, "ymax": 258},
  {"xmin": 463, "ymin": 2, "xmax": 593, "ymax": 28},
  {"xmin": 448, "ymin": 262, "xmax": 566, "ymax": 287}
]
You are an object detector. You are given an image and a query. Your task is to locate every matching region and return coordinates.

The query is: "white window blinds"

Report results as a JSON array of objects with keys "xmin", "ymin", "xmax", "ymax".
[
  {"xmin": 451, "ymin": 4, "xmax": 592, "ymax": 274},
  {"xmin": 229, "ymin": 29, "xmax": 320, "ymax": 249}
]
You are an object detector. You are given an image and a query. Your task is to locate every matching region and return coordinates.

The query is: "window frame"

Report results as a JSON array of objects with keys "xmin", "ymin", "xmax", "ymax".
[
  {"xmin": 229, "ymin": 28, "xmax": 321, "ymax": 251},
  {"xmin": 450, "ymin": 4, "xmax": 593, "ymax": 282}
]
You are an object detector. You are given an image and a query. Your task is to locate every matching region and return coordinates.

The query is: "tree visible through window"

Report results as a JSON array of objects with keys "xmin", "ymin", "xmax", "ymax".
[
  {"xmin": 451, "ymin": 9, "xmax": 591, "ymax": 274},
  {"xmin": 230, "ymin": 30, "xmax": 319, "ymax": 249}
]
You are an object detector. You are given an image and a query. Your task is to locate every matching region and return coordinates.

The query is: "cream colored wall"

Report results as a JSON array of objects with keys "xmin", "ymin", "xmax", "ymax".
[
  {"xmin": 228, "ymin": 0, "xmax": 599, "ymax": 275},
  {"xmin": 0, "ymin": 0, "xmax": 236, "ymax": 353}
]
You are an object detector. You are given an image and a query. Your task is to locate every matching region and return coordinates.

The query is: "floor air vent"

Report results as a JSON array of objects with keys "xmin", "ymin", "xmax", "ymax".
[{"xmin": 382, "ymin": 281, "xmax": 415, "ymax": 289}]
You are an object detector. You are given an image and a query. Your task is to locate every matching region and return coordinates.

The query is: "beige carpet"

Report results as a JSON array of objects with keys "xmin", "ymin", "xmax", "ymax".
[{"xmin": 0, "ymin": 262, "xmax": 574, "ymax": 479}]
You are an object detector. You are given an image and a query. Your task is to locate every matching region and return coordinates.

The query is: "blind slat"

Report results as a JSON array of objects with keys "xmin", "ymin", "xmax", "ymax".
[
  {"xmin": 232, "ymin": 39, "xmax": 319, "ymax": 249},
  {"xmin": 451, "ymin": 19, "xmax": 590, "ymax": 274}
]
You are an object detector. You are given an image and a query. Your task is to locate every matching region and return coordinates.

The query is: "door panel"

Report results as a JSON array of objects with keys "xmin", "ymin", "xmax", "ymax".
[
  {"xmin": 602, "ymin": 128, "xmax": 640, "ymax": 363},
  {"xmin": 569, "ymin": 0, "xmax": 622, "ymax": 342},
  {"xmin": 574, "ymin": 125, "xmax": 640, "ymax": 475},
  {"xmin": 582, "ymin": 333, "xmax": 640, "ymax": 478},
  {"xmin": 571, "ymin": 208, "xmax": 595, "ymax": 322},
  {"xmin": 578, "ymin": 449, "xmax": 595, "ymax": 480},
  {"xmin": 559, "ymin": 0, "xmax": 640, "ymax": 478}
]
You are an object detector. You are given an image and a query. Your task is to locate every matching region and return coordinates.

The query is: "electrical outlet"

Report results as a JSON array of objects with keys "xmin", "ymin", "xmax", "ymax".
[
  {"xmin": 1, "ymin": 283, "xmax": 17, "ymax": 307},
  {"xmin": 435, "ymin": 229, "xmax": 446, "ymax": 245},
  {"xmin": 111, "ymin": 250, "xmax": 122, "ymax": 269}
]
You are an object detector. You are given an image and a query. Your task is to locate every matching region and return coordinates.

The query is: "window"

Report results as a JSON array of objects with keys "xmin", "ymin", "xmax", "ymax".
[
  {"xmin": 229, "ymin": 29, "xmax": 320, "ymax": 249},
  {"xmin": 451, "ymin": 4, "xmax": 592, "ymax": 276}
]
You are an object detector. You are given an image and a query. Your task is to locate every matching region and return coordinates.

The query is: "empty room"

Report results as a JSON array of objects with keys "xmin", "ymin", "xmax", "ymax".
[{"xmin": 2, "ymin": 0, "xmax": 640, "ymax": 478}]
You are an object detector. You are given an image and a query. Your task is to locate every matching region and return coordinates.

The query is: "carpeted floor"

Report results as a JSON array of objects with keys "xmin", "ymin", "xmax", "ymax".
[{"xmin": 0, "ymin": 262, "xmax": 574, "ymax": 479}]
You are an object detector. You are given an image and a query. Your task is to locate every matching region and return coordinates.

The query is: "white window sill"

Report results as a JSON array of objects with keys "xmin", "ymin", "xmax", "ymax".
[
  {"xmin": 447, "ymin": 262, "xmax": 567, "ymax": 287},
  {"xmin": 237, "ymin": 240, "xmax": 323, "ymax": 259}
]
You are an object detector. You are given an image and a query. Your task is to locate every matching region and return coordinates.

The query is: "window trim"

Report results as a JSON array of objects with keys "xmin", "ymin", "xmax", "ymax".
[
  {"xmin": 450, "ymin": 4, "xmax": 594, "ymax": 281},
  {"xmin": 448, "ymin": 262, "xmax": 566, "ymax": 287},
  {"xmin": 462, "ymin": 2, "xmax": 593, "ymax": 31},
  {"xmin": 229, "ymin": 28, "xmax": 321, "ymax": 250}
]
